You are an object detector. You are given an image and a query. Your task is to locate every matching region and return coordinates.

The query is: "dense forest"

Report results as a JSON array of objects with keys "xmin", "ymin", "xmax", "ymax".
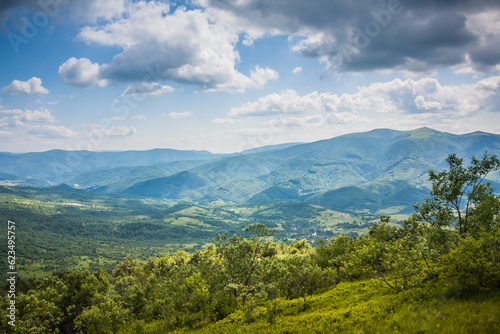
[{"xmin": 1, "ymin": 153, "xmax": 500, "ymax": 333}]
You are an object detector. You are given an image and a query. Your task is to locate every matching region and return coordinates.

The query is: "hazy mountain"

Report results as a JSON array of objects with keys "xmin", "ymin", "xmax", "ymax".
[
  {"xmin": 2, "ymin": 128, "xmax": 500, "ymax": 214},
  {"xmin": 122, "ymin": 128, "xmax": 500, "ymax": 213},
  {"xmin": 65, "ymin": 160, "xmax": 212, "ymax": 192},
  {"xmin": 239, "ymin": 142, "xmax": 304, "ymax": 155},
  {"xmin": 0, "ymin": 148, "xmax": 224, "ymax": 185}
]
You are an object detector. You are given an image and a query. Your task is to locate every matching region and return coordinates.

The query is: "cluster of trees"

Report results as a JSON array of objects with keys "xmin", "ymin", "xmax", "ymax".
[{"xmin": 1, "ymin": 153, "xmax": 500, "ymax": 333}]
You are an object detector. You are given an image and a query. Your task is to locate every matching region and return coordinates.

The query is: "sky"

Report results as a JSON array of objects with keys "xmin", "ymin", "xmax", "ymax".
[{"xmin": 0, "ymin": 0, "xmax": 499, "ymax": 153}]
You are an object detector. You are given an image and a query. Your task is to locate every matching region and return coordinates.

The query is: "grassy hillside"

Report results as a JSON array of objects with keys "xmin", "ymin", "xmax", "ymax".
[{"xmin": 191, "ymin": 279, "xmax": 500, "ymax": 334}]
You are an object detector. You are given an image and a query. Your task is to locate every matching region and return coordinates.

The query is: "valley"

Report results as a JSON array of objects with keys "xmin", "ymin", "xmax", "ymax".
[
  {"xmin": 1, "ymin": 128, "xmax": 499, "ymax": 279},
  {"xmin": 0, "ymin": 185, "xmax": 402, "ymax": 279}
]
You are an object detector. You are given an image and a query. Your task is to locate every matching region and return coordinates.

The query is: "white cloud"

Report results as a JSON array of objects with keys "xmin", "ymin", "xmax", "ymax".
[
  {"xmin": 10, "ymin": 108, "xmax": 57, "ymax": 127},
  {"xmin": 108, "ymin": 126, "xmax": 136, "ymax": 136},
  {"xmin": 132, "ymin": 115, "xmax": 146, "ymax": 120},
  {"xmin": 229, "ymin": 76, "xmax": 500, "ymax": 120},
  {"xmin": 169, "ymin": 111, "xmax": 193, "ymax": 119},
  {"xmin": 0, "ymin": 105, "xmax": 79, "ymax": 139},
  {"xmin": 110, "ymin": 116, "xmax": 125, "ymax": 121},
  {"xmin": 0, "ymin": 130, "xmax": 13, "ymax": 136},
  {"xmin": 58, "ymin": 57, "xmax": 107, "ymax": 88},
  {"xmin": 27, "ymin": 125, "xmax": 78, "ymax": 138},
  {"xmin": 2, "ymin": 77, "xmax": 49, "ymax": 95},
  {"xmin": 229, "ymin": 89, "xmax": 338, "ymax": 117},
  {"xmin": 292, "ymin": 66, "xmax": 302, "ymax": 74},
  {"xmin": 60, "ymin": 2, "xmax": 278, "ymax": 92},
  {"xmin": 0, "ymin": 108, "xmax": 23, "ymax": 115},
  {"xmin": 121, "ymin": 82, "xmax": 174, "ymax": 96},
  {"xmin": 75, "ymin": 0, "xmax": 127, "ymax": 23}
]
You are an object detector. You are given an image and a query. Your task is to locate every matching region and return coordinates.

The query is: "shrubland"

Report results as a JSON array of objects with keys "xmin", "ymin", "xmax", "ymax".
[{"xmin": 1, "ymin": 153, "xmax": 500, "ymax": 333}]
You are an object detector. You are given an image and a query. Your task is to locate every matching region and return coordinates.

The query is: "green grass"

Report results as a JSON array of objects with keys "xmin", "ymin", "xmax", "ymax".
[{"xmin": 178, "ymin": 280, "xmax": 500, "ymax": 334}]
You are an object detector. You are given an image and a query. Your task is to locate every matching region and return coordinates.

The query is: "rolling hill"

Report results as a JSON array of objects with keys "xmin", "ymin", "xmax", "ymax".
[
  {"xmin": 2, "ymin": 128, "xmax": 500, "ymax": 214},
  {"xmin": 0, "ymin": 148, "xmax": 225, "ymax": 186},
  {"xmin": 121, "ymin": 128, "xmax": 500, "ymax": 213}
]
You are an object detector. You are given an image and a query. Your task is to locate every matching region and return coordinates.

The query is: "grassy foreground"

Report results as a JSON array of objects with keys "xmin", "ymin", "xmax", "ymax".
[{"xmin": 134, "ymin": 279, "xmax": 500, "ymax": 334}]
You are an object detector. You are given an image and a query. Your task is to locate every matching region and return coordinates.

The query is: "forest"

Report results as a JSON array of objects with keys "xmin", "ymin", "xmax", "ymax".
[{"xmin": 1, "ymin": 152, "xmax": 500, "ymax": 333}]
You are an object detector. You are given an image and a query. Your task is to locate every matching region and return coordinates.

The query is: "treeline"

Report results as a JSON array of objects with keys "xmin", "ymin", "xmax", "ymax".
[{"xmin": 1, "ymin": 153, "xmax": 500, "ymax": 333}]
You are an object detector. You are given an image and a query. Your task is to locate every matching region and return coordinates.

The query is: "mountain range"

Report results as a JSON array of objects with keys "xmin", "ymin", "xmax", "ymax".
[{"xmin": 2, "ymin": 128, "xmax": 499, "ymax": 214}]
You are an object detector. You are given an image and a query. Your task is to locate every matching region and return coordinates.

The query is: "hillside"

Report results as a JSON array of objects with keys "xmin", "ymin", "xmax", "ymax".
[
  {"xmin": 0, "ymin": 148, "xmax": 225, "ymax": 185},
  {"xmin": 122, "ymin": 128, "xmax": 500, "ymax": 213},
  {"xmin": 1, "ymin": 128, "xmax": 499, "ymax": 214}
]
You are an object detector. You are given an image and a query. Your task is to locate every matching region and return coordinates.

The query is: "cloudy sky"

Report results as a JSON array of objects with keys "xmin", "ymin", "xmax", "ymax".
[{"xmin": 1, "ymin": 0, "xmax": 499, "ymax": 153}]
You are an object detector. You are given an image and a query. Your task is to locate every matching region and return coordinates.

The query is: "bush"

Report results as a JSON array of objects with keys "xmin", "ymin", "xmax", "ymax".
[{"xmin": 440, "ymin": 232, "xmax": 500, "ymax": 291}]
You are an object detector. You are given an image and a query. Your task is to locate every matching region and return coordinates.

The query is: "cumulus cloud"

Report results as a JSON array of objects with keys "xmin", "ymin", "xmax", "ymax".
[
  {"xmin": 199, "ymin": 0, "xmax": 500, "ymax": 74},
  {"xmin": 9, "ymin": 108, "xmax": 57, "ymax": 127},
  {"xmin": 0, "ymin": 106, "xmax": 80, "ymax": 139},
  {"xmin": 6, "ymin": 0, "xmax": 500, "ymax": 78},
  {"xmin": 229, "ymin": 89, "xmax": 344, "ymax": 117},
  {"xmin": 0, "ymin": 98, "xmax": 79, "ymax": 140},
  {"xmin": 2, "ymin": 77, "xmax": 49, "ymax": 95},
  {"xmin": 121, "ymin": 82, "xmax": 174, "ymax": 96},
  {"xmin": 292, "ymin": 67, "xmax": 302, "ymax": 74},
  {"xmin": 230, "ymin": 76, "xmax": 500, "ymax": 119},
  {"xmin": 169, "ymin": 111, "xmax": 193, "ymax": 119},
  {"xmin": 27, "ymin": 125, "xmax": 78, "ymax": 138},
  {"xmin": 57, "ymin": 2, "xmax": 278, "ymax": 92},
  {"xmin": 132, "ymin": 114, "xmax": 146, "ymax": 120},
  {"xmin": 58, "ymin": 57, "xmax": 107, "ymax": 88},
  {"xmin": 226, "ymin": 76, "xmax": 500, "ymax": 131}
]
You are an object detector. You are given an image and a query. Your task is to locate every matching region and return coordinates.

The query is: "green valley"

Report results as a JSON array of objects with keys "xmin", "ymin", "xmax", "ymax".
[{"xmin": 0, "ymin": 185, "xmax": 395, "ymax": 280}]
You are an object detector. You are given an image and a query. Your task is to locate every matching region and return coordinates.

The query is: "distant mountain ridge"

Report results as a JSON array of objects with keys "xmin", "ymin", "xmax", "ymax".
[
  {"xmin": 0, "ymin": 148, "xmax": 224, "ymax": 185},
  {"xmin": 121, "ymin": 128, "xmax": 500, "ymax": 213},
  {"xmin": 1, "ymin": 128, "xmax": 499, "ymax": 214}
]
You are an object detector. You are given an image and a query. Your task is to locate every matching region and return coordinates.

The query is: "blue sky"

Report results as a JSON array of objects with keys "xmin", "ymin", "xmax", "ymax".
[{"xmin": 1, "ymin": 0, "xmax": 499, "ymax": 153}]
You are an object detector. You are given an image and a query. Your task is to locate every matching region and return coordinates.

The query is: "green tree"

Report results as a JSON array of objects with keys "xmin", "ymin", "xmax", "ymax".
[
  {"xmin": 214, "ymin": 223, "xmax": 275, "ymax": 322},
  {"xmin": 74, "ymin": 293, "xmax": 130, "ymax": 334},
  {"xmin": 415, "ymin": 152, "xmax": 500, "ymax": 235},
  {"xmin": 15, "ymin": 293, "xmax": 63, "ymax": 334},
  {"xmin": 276, "ymin": 254, "xmax": 335, "ymax": 308},
  {"xmin": 441, "ymin": 231, "xmax": 500, "ymax": 290}
]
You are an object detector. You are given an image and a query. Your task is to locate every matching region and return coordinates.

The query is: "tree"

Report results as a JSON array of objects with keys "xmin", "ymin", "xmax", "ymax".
[
  {"xmin": 440, "ymin": 231, "xmax": 500, "ymax": 290},
  {"xmin": 74, "ymin": 293, "xmax": 130, "ymax": 334},
  {"xmin": 415, "ymin": 152, "xmax": 500, "ymax": 235},
  {"xmin": 276, "ymin": 254, "xmax": 335, "ymax": 308},
  {"xmin": 213, "ymin": 223, "xmax": 275, "ymax": 321}
]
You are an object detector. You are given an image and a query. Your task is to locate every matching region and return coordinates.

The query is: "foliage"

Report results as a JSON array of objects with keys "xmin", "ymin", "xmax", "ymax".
[
  {"xmin": 2, "ymin": 152, "xmax": 500, "ymax": 333},
  {"xmin": 0, "ymin": 185, "xmax": 381, "ymax": 280},
  {"xmin": 414, "ymin": 152, "xmax": 500, "ymax": 234},
  {"xmin": 441, "ymin": 231, "xmax": 500, "ymax": 291}
]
